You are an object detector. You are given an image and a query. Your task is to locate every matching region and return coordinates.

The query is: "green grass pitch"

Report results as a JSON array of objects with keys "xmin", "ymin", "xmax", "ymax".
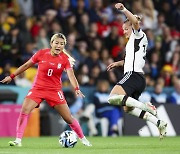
[{"xmin": 0, "ymin": 136, "xmax": 180, "ymax": 154}]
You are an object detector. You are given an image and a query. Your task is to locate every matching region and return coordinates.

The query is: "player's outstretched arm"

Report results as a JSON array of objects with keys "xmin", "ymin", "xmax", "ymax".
[
  {"xmin": 115, "ymin": 3, "xmax": 140, "ymax": 30},
  {"xmin": 66, "ymin": 69, "xmax": 85, "ymax": 98},
  {"xmin": 107, "ymin": 60, "xmax": 124, "ymax": 71},
  {"xmin": 0, "ymin": 59, "xmax": 34, "ymax": 84}
]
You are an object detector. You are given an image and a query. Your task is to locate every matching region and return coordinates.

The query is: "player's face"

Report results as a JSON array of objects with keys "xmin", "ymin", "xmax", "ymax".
[
  {"xmin": 123, "ymin": 23, "xmax": 132, "ymax": 38},
  {"xmin": 50, "ymin": 38, "xmax": 65, "ymax": 55}
]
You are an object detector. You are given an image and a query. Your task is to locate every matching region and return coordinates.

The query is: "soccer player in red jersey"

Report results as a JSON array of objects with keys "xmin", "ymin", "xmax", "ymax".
[{"xmin": 0, "ymin": 33, "xmax": 92, "ymax": 147}]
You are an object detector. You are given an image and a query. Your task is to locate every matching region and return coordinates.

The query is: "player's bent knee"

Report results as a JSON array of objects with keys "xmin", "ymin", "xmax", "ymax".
[{"xmin": 108, "ymin": 94, "xmax": 126, "ymax": 106}]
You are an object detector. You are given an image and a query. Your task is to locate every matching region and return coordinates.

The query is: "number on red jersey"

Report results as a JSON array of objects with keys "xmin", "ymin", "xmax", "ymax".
[{"xmin": 47, "ymin": 69, "xmax": 53, "ymax": 76}]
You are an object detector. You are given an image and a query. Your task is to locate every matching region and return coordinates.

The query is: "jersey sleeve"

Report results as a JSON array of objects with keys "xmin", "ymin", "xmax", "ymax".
[
  {"xmin": 132, "ymin": 28, "xmax": 144, "ymax": 38},
  {"xmin": 31, "ymin": 50, "xmax": 42, "ymax": 64},
  {"xmin": 64, "ymin": 57, "xmax": 73, "ymax": 70}
]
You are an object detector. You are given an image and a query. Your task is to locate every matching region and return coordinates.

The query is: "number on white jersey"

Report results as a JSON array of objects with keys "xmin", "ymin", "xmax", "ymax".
[{"xmin": 47, "ymin": 69, "xmax": 53, "ymax": 76}]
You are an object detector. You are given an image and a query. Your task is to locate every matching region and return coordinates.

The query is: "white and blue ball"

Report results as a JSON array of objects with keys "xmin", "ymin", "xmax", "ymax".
[{"xmin": 59, "ymin": 130, "xmax": 77, "ymax": 148}]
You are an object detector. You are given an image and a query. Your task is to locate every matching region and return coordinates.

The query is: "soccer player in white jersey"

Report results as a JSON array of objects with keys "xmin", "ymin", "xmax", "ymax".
[{"xmin": 107, "ymin": 3, "xmax": 167, "ymax": 139}]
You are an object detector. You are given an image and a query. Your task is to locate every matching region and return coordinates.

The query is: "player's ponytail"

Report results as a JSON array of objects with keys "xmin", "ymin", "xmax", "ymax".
[
  {"xmin": 62, "ymin": 49, "xmax": 75, "ymax": 66},
  {"xmin": 50, "ymin": 33, "xmax": 75, "ymax": 66}
]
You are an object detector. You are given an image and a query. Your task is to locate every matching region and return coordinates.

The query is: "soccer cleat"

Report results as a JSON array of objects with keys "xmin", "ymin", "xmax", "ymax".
[
  {"xmin": 157, "ymin": 120, "xmax": 167, "ymax": 139},
  {"xmin": 145, "ymin": 102, "xmax": 157, "ymax": 116},
  {"xmin": 80, "ymin": 137, "xmax": 92, "ymax": 147},
  {"xmin": 8, "ymin": 141, "xmax": 22, "ymax": 147}
]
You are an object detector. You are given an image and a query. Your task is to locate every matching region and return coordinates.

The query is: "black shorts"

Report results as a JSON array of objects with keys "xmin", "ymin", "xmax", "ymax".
[{"xmin": 117, "ymin": 71, "xmax": 146, "ymax": 100}]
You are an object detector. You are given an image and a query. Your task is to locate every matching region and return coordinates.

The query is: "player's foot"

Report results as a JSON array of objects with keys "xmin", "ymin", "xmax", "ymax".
[
  {"xmin": 157, "ymin": 120, "xmax": 167, "ymax": 139},
  {"xmin": 145, "ymin": 102, "xmax": 157, "ymax": 116},
  {"xmin": 80, "ymin": 137, "xmax": 92, "ymax": 146},
  {"xmin": 8, "ymin": 141, "xmax": 22, "ymax": 147}
]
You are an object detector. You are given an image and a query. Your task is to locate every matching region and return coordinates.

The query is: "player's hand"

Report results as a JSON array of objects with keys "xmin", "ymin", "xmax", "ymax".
[
  {"xmin": 115, "ymin": 3, "xmax": 125, "ymax": 11},
  {"xmin": 75, "ymin": 90, "xmax": 85, "ymax": 98},
  {"xmin": 107, "ymin": 62, "xmax": 120, "ymax": 71},
  {"xmin": 0, "ymin": 76, "xmax": 12, "ymax": 84}
]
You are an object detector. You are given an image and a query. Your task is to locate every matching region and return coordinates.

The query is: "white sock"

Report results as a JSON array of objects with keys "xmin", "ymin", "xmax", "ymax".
[
  {"xmin": 125, "ymin": 97, "xmax": 146, "ymax": 111},
  {"xmin": 15, "ymin": 138, "xmax": 21, "ymax": 143},
  {"xmin": 128, "ymin": 108, "xmax": 158, "ymax": 126},
  {"xmin": 144, "ymin": 112, "xmax": 159, "ymax": 126}
]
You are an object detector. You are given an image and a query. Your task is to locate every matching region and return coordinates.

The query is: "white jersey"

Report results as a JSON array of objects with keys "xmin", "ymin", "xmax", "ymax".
[{"xmin": 124, "ymin": 29, "xmax": 148, "ymax": 74}]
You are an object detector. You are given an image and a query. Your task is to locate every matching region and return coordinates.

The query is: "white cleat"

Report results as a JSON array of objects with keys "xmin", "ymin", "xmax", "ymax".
[
  {"xmin": 145, "ymin": 102, "xmax": 157, "ymax": 116},
  {"xmin": 158, "ymin": 120, "xmax": 167, "ymax": 140},
  {"xmin": 80, "ymin": 137, "xmax": 92, "ymax": 147},
  {"xmin": 8, "ymin": 141, "xmax": 22, "ymax": 147}
]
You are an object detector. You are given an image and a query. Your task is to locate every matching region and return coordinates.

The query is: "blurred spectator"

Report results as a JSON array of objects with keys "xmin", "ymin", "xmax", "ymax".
[
  {"xmin": 96, "ymin": 12, "xmax": 111, "ymax": 38},
  {"xmin": 17, "ymin": 17, "xmax": 33, "ymax": 51},
  {"xmin": 87, "ymin": 22, "xmax": 99, "ymax": 46},
  {"xmin": 89, "ymin": 0, "xmax": 103, "ymax": 22},
  {"xmin": 45, "ymin": 9, "xmax": 57, "ymax": 25},
  {"xmin": 168, "ymin": 79, "xmax": 180, "ymax": 104},
  {"xmin": 154, "ymin": 13, "xmax": 166, "ymax": 37},
  {"xmin": 30, "ymin": 17, "xmax": 42, "ymax": 39},
  {"xmin": 160, "ymin": 64, "xmax": 174, "ymax": 87},
  {"xmin": 169, "ymin": 50, "xmax": 180, "ymax": 76},
  {"xmin": 92, "ymin": 38, "xmax": 103, "ymax": 52},
  {"xmin": 22, "ymin": 42, "xmax": 36, "ymax": 63},
  {"xmin": 57, "ymin": 0, "xmax": 73, "ymax": 31},
  {"xmin": 14, "ymin": 72, "xmax": 32, "ymax": 87},
  {"xmin": 172, "ymin": 1, "xmax": 180, "ymax": 31},
  {"xmin": 151, "ymin": 81, "xmax": 167, "ymax": 104},
  {"xmin": 88, "ymin": 64, "xmax": 101, "ymax": 86},
  {"xmin": 63, "ymin": 14, "xmax": 77, "ymax": 35},
  {"xmin": 72, "ymin": 0, "xmax": 89, "ymax": 25},
  {"xmin": 142, "ymin": 0, "xmax": 158, "ymax": 30},
  {"xmin": 131, "ymin": 0, "xmax": 143, "ymax": 17},
  {"xmin": 10, "ymin": 44, "xmax": 23, "ymax": 67},
  {"xmin": 17, "ymin": 0, "xmax": 33, "ymax": 17},
  {"xmin": 110, "ymin": 36, "xmax": 125, "ymax": 60},
  {"xmin": 105, "ymin": 26, "xmax": 119, "ymax": 52},
  {"xmin": 145, "ymin": 29, "xmax": 155, "ymax": 51},
  {"xmin": 161, "ymin": 26, "xmax": 179, "ymax": 63},
  {"xmin": 37, "ymin": 27, "xmax": 50, "ymax": 50},
  {"xmin": 160, "ymin": 1, "xmax": 174, "ymax": 27},
  {"xmin": 33, "ymin": 0, "xmax": 54, "ymax": 16},
  {"xmin": 77, "ymin": 13, "xmax": 90, "ymax": 39},
  {"xmin": 71, "ymin": 0, "xmax": 90, "ymax": 10},
  {"xmin": 85, "ymin": 50, "xmax": 100, "ymax": 70},
  {"xmin": 93, "ymin": 80, "xmax": 122, "ymax": 136},
  {"xmin": 76, "ymin": 64, "xmax": 90, "ymax": 85},
  {"xmin": 110, "ymin": 13, "xmax": 124, "ymax": 36},
  {"xmin": 149, "ymin": 52, "xmax": 161, "ymax": 80},
  {"xmin": 48, "ymin": 20, "xmax": 62, "ymax": 38}
]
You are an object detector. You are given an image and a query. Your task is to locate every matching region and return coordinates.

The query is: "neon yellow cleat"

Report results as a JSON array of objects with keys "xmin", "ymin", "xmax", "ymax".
[{"xmin": 8, "ymin": 141, "xmax": 22, "ymax": 147}]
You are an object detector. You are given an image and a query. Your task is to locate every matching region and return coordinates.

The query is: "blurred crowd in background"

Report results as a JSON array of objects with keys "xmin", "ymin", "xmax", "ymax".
[
  {"xmin": 0, "ymin": 0, "xmax": 180, "ymax": 136},
  {"xmin": 0, "ymin": 0, "xmax": 180, "ymax": 101}
]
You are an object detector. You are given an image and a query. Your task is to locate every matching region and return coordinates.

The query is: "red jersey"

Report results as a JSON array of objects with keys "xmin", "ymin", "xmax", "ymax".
[{"xmin": 31, "ymin": 49, "xmax": 72, "ymax": 90}]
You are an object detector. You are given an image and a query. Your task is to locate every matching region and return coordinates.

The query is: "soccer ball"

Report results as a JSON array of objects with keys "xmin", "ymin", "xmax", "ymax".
[{"xmin": 59, "ymin": 130, "xmax": 78, "ymax": 148}]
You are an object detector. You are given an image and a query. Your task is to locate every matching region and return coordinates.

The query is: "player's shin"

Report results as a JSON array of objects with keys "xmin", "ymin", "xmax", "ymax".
[
  {"xmin": 69, "ymin": 118, "xmax": 92, "ymax": 146},
  {"xmin": 8, "ymin": 112, "xmax": 29, "ymax": 147},
  {"xmin": 128, "ymin": 107, "xmax": 158, "ymax": 126},
  {"xmin": 16, "ymin": 113, "xmax": 30, "ymax": 139},
  {"xmin": 68, "ymin": 118, "xmax": 84, "ymax": 139}
]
